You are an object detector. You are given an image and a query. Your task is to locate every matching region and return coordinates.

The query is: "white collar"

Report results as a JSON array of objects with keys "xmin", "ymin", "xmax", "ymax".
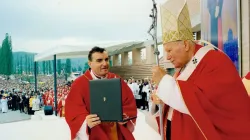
[{"xmin": 90, "ymin": 70, "xmax": 106, "ymax": 80}]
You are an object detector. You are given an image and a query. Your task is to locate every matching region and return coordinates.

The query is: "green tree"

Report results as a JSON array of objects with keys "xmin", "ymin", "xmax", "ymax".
[
  {"xmin": 0, "ymin": 36, "xmax": 7, "ymax": 75},
  {"xmin": 20, "ymin": 56, "xmax": 23, "ymax": 74},
  {"xmin": 13, "ymin": 55, "xmax": 16, "ymax": 74},
  {"xmin": 66, "ymin": 59, "xmax": 71, "ymax": 74},
  {"xmin": 78, "ymin": 65, "xmax": 82, "ymax": 72},
  {"xmin": 29, "ymin": 55, "xmax": 32, "ymax": 74},
  {"xmin": 38, "ymin": 62, "xmax": 42, "ymax": 74},
  {"xmin": 83, "ymin": 62, "xmax": 89, "ymax": 73},
  {"xmin": 15, "ymin": 56, "xmax": 19, "ymax": 74},
  {"xmin": 9, "ymin": 36, "xmax": 13, "ymax": 75},
  {"xmin": 31, "ymin": 55, "xmax": 34, "ymax": 75},
  {"xmin": 45, "ymin": 61, "xmax": 48, "ymax": 75},
  {"xmin": 61, "ymin": 63, "xmax": 66, "ymax": 75},
  {"xmin": 48, "ymin": 60, "xmax": 52, "ymax": 74},
  {"xmin": 72, "ymin": 67, "xmax": 77, "ymax": 72},
  {"xmin": 25, "ymin": 54, "xmax": 28, "ymax": 74},
  {"xmin": 57, "ymin": 59, "xmax": 62, "ymax": 75},
  {"xmin": 42, "ymin": 61, "xmax": 46, "ymax": 75},
  {"xmin": 0, "ymin": 33, "xmax": 13, "ymax": 76}
]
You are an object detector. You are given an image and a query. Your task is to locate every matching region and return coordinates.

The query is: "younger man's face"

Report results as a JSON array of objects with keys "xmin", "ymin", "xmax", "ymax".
[{"xmin": 88, "ymin": 51, "xmax": 109, "ymax": 77}]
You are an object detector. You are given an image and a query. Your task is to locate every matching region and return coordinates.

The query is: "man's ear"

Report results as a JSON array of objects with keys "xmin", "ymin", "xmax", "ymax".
[
  {"xmin": 88, "ymin": 61, "xmax": 91, "ymax": 68},
  {"xmin": 183, "ymin": 40, "xmax": 190, "ymax": 52}
]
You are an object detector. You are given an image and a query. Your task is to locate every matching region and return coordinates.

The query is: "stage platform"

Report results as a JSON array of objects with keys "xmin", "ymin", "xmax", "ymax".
[{"xmin": 0, "ymin": 109, "xmax": 161, "ymax": 140}]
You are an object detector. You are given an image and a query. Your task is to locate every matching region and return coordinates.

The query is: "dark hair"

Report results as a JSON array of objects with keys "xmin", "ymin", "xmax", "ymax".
[{"xmin": 88, "ymin": 46, "xmax": 106, "ymax": 61}]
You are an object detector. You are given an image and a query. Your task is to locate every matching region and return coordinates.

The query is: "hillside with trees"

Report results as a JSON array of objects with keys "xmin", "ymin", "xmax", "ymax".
[{"xmin": 0, "ymin": 33, "xmax": 88, "ymax": 77}]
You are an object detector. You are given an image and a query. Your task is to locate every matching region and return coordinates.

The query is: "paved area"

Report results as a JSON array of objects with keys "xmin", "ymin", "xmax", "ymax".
[
  {"xmin": 0, "ymin": 109, "xmax": 161, "ymax": 140},
  {"xmin": 0, "ymin": 110, "xmax": 31, "ymax": 124}
]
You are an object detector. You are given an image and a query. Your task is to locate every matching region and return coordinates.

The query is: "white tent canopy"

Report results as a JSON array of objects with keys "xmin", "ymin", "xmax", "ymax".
[
  {"xmin": 34, "ymin": 41, "xmax": 142, "ymax": 62},
  {"xmin": 34, "ymin": 45, "xmax": 89, "ymax": 62}
]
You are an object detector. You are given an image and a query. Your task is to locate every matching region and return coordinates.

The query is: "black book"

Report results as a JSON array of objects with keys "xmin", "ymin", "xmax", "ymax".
[{"xmin": 89, "ymin": 78, "xmax": 123, "ymax": 122}]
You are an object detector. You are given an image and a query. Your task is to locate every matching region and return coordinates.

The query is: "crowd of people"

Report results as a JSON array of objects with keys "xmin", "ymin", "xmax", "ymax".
[
  {"xmin": 0, "ymin": 73, "xmax": 154, "ymax": 118},
  {"xmin": 0, "ymin": 75, "xmax": 70, "ymax": 117},
  {"xmin": 42, "ymin": 85, "xmax": 70, "ymax": 117},
  {"xmin": 125, "ymin": 78, "xmax": 156, "ymax": 111}
]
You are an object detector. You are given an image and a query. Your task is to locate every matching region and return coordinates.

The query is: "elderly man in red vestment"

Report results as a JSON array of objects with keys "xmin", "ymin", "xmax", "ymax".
[
  {"xmin": 150, "ymin": 0, "xmax": 250, "ymax": 140},
  {"xmin": 65, "ymin": 46, "xmax": 137, "ymax": 140}
]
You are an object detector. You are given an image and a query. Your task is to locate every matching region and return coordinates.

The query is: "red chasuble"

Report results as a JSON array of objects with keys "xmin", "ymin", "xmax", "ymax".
[
  {"xmin": 57, "ymin": 100, "xmax": 65, "ymax": 117},
  {"xmin": 43, "ymin": 94, "xmax": 47, "ymax": 105},
  {"xmin": 47, "ymin": 96, "xmax": 53, "ymax": 106},
  {"xmin": 157, "ymin": 44, "xmax": 250, "ymax": 140},
  {"xmin": 65, "ymin": 70, "xmax": 137, "ymax": 140}
]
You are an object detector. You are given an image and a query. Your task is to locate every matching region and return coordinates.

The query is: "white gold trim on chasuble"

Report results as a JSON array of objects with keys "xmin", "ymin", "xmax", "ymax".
[{"xmin": 176, "ymin": 45, "xmax": 214, "ymax": 81}]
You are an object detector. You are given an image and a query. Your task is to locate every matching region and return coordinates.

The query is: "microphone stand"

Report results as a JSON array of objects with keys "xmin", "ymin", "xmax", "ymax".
[{"xmin": 147, "ymin": 0, "xmax": 164, "ymax": 140}]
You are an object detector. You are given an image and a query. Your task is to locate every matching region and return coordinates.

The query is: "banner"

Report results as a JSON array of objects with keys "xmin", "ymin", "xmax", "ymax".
[{"xmin": 201, "ymin": 0, "xmax": 240, "ymax": 71}]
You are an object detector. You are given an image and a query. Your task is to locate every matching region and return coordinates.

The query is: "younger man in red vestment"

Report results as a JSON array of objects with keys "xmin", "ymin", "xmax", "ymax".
[
  {"xmin": 150, "ymin": 0, "xmax": 250, "ymax": 140},
  {"xmin": 65, "ymin": 46, "xmax": 137, "ymax": 140}
]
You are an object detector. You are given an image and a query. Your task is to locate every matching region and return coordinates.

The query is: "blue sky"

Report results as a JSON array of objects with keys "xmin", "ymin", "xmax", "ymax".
[{"xmin": 0, "ymin": 0, "xmax": 165, "ymax": 53}]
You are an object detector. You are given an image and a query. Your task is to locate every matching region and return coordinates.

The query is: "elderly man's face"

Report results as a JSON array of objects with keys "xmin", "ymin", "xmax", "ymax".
[
  {"xmin": 164, "ymin": 41, "xmax": 191, "ymax": 68},
  {"xmin": 88, "ymin": 51, "xmax": 109, "ymax": 77}
]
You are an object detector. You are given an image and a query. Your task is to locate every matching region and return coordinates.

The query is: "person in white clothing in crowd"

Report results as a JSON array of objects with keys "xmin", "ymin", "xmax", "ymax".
[
  {"xmin": 131, "ymin": 79, "xmax": 141, "ymax": 108},
  {"xmin": 32, "ymin": 95, "xmax": 40, "ymax": 112},
  {"xmin": 1, "ymin": 95, "xmax": 8, "ymax": 113}
]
